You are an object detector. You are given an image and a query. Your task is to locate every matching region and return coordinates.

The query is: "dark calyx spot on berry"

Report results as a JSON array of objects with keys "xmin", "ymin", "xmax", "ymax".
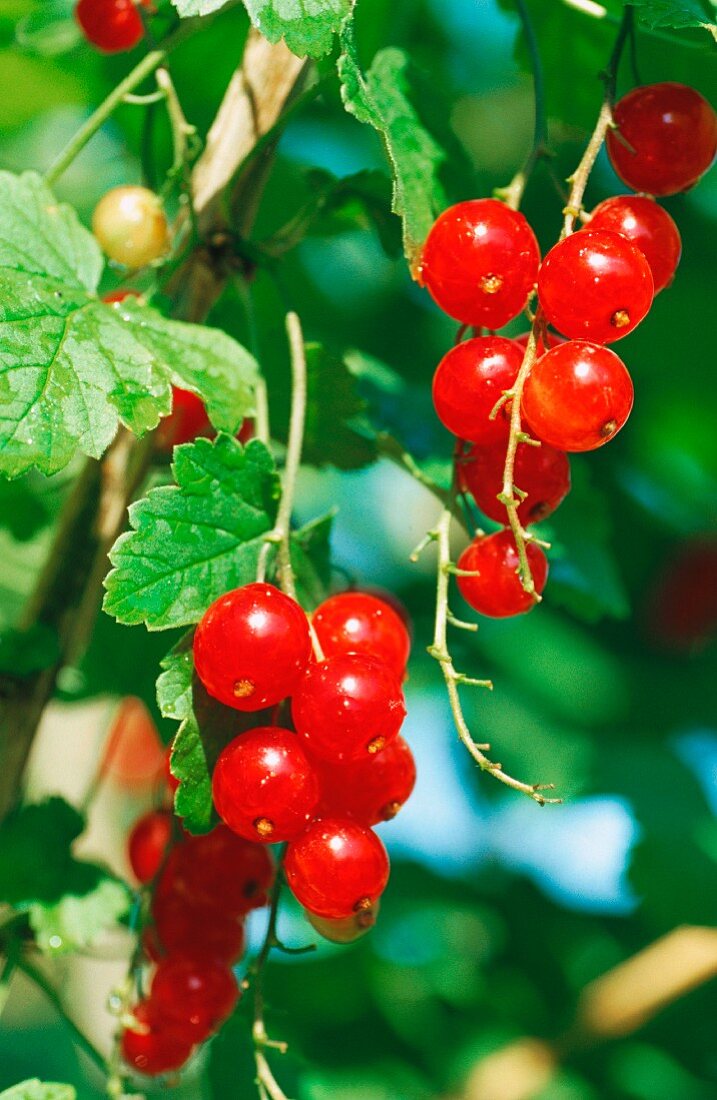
[
  {"xmin": 381, "ymin": 800, "xmax": 402, "ymax": 821},
  {"xmin": 601, "ymin": 419, "xmax": 618, "ymax": 439},
  {"xmin": 611, "ymin": 309, "xmax": 630, "ymax": 329},
  {"xmin": 233, "ymin": 678, "xmax": 255, "ymax": 699},
  {"xmin": 367, "ymin": 736, "xmax": 386, "ymax": 755},
  {"xmin": 356, "ymin": 907, "xmax": 378, "ymax": 930},
  {"xmin": 479, "ymin": 273, "xmax": 503, "ymax": 295},
  {"xmin": 354, "ymin": 896, "xmax": 374, "ymax": 914},
  {"xmin": 243, "ymin": 878, "xmax": 259, "ymax": 898},
  {"xmin": 254, "ymin": 817, "xmax": 274, "ymax": 839}
]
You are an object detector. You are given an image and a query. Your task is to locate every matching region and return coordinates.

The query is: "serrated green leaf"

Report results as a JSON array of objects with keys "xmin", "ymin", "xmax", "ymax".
[
  {"xmin": 157, "ymin": 632, "xmax": 195, "ymax": 722},
  {"xmin": 303, "ymin": 344, "xmax": 377, "ymax": 470},
  {"xmin": 245, "ymin": 0, "xmax": 350, "ymax": 57},
  {"xmin": 0, "ymin": 171, "xmax": 258, "ymax": 478},
  {"xmin": 29, "ymin": 878, "xmax": 130, "ymax": 955},
  {"xmin": 629, "ymin": 0, "xmax": 717, "ymax": 37},
  {"xmin": 0, "ymin": 1082, "xmax": 76, "ymax": 1100},
  {"xmin": 104, "ymin": 436, "xmax": 280, "ymax": 630},
  {"xmin": 172, "ymin": 0, "xmax": 229, "ymax": 15},
  {"xmin": 338, "ymin": 35, "xmax": 446, "ymax": 272}
]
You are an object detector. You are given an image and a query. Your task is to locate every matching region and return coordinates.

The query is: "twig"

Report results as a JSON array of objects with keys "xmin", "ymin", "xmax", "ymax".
[
  {"xmin": 249, "ymin": 858, "xmax": 294, "ymax": 1100},
  {"xmin": 426, "ymin": 509, "xmax": 560, "ymax": 805}
]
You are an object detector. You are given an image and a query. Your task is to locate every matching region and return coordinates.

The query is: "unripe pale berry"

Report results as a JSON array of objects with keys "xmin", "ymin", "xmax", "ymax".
[{"xmin": 92, "ymin": 186, "xmax": 169, "ymax": 268}]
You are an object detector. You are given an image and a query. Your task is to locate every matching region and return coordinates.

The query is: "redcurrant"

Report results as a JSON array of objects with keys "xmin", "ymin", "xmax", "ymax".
[
  {"xmin": 458, "ymin": 439, "xmax": 570, "ymax": 526},
  {"xmin": 587, "ymin": 196, "xmax": 681, "ymax": 294},
  {"xmin": 102, "ymin": 289, "xmax": 141, "ymax": 304},
  {"xmin": 121, "ymin": 1001, "xmax": 193, "ymax": 1077},
  {"xmin": 607, "ymin": 82, "xmax": 717, "ymax": 196},
  {"xmin": 193, "ymin": 583, "xmax": 311, "ymax": 711},
  {"xmin": 92, "ymin": 186, "xmax": 169, "ymax": 268},
  {"xmin": 419, "ymin": 199, "xmax": 540, "ymax": 328},
  {"xmin": 150, "ymin": 954, "xmax": 239, "ymax": 1044},
  {"xmin": 311, "ymin": 592, "xmax": 411, "ymax": 681},
  {"xmin": 315, "ymin": 735, "xmax": 416, "ymax": 826},
  {"xmin": 432, "ymin": 336, "xmax": 523, "ymax": 443},
  {"xmin": 75, "ymin": 0, "xmax": 150, "ymax": 53},
  {"xmin": 151, "ymin": 892, "xmax": 246, "ymax": 964},
  {"xmin": 456, "ymin": 530, "xmax": 548, "ymax": 617},
  {"xmin": 292, "ymin": 654, "xmax": 406, "ymax": 763},
  {"xmin": 157, "ymin": 825, "xmax": 274, "ymax": 915},
  {"xmin": 305, "ymin": 900, "xmax": 380, "ymax": 944},
  {"xmin": 213, "ymin": 727, "xmax": 319, "ymax": 843},
  {"xmin": 521, "ymin": 340, "xmax": 634, "ymax": 452},
  {"xmin": 127, "ymin": 810, "xmax": 172, "ymax": 884},
  {"xmin": 156, "ymin": 388, "xmax": 213, "ymax": 452},
  {"xmin": 537, "ymin": 230, "xmax": 653, "ymax": 344},
  {"xmin": 285, "ymin": 818, "xmax": 390, "ymax": 919}
]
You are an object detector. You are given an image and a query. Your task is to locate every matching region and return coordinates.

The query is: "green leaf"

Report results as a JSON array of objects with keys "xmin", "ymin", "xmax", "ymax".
[
  {"xmin": 338, "ymin": 35, "xmax": 447, "ymax": 273},
  {"xmin": 0, "ymin": 1082, "xmax": 76, "ymax": 1100},
  {"xmin": 303, "ymin": 344, "xmax": 377, "ymax": 470},
  {"xmin": 290, "ymin": 510, "xmax": 336, "ymax": 609},
  {"xmin": 628, "ymin": 0, "xmax": 717, "ymax": 37},
  {"xmin": 0, "ymin": 171, "xmax": 258, "ymax": 479},
  {"xmin": 28, "ymin": 879, "xmax": 130, "ymax": 955},
  {"xmin": 104, "ymin": 436, "xmax": 280, "ymax": 631},
  {"xmin": 243, "ymin": 0, "xmax": 350, "ymax": 57},
  {"xmin": 172, "ymin": 0, "xmax": 229, "ymax": 15}
]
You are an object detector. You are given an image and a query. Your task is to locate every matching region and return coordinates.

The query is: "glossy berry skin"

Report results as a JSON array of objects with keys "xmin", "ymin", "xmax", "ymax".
[
  {"xmin": 292, "ymin": 654, "xmax": 406, "ymax": 764},
  {"xmin": 151, "ymin": 892, "xmax": 246, "ymax": 964},
  {"xmin": 193, "ymin": 583, "xmax": 311, "ymax": 711},
  {"xmin": 311, "ymin": 592, "xmax": 411, "ymax": 681},
  {"xmin": 456, "ymin": 530, "xmax": 548, "ymax": 618},
  {"xmin": 305, "ymin": 901, "xmax": 380, "ymax": 944},
  {"xmin": 127, "ymin": 810, "xmax": 172, "ymax": 884},
  {"xmin": 213, "ymin": 727, "xmax": 319, "ymax": 843},
  {"xmin": 92, "ymin": 186, "xmax": 169, "ymax": 268},
  {"xmin": 432, "ymin": 336, "xmax": 523, "ymax": 443},
  {"xmin": 156, "ymin": 388, "xmax": 213, "ymax": 452},
  {"xmin": 538, "ymin": 230, "xmax": 653, "ymax": 344},
  {"xmin": 587, "ymin": 196, "xmax": 681, "ymax": 293},
  {"xmin": 522, "ymin": 340, "xmax": 634, "ymax": 452},
  {"xmin": 75, "ymin": 0, "xmax": 150, "ymax": 53},
  {"xmin": 157, "ymin": 826, "xmax": 274, "ymax": 915},
  {"xmin": 285, "ymin": 818, "xmax": 390, "ymax": 919},
  {"xmin": 607, "ymin": 82, "xmax": 717, "ymax": 196},
  {"xmin": 420, "ymin": 200, "xmax": 540, "ymax": 328},
  {"xmin": 459, "ymin": 439, "xmax": 570, "ymax": 527},
  {"xmin": 121, "ymin": 1001, "xmax": 193, "ymax": 1077},
  {"xmin": 150, "ymin": 955, "xmax": 239, "ymax": 1044},
  {"xmin": 315, "ymin": 735, "xmax": 416, "ymax": 826}
]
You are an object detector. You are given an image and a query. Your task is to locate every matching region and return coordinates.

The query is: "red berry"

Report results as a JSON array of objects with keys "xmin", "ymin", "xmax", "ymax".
[
  {"xmin": 156, "ymin": 388, "xmax": 213, "ymax": 452},
  {"xmin": 315, "ymin": 735, "xmax": 416, "ymax": 826},
  {"xmin": 121, "ymin": 1001, "xmax": 193, "ymax": 1077},
  {"xmin": 419, "ymin": 199, "xmax": 540, "ymax": 328},
  {"xmin": 193, "ymin": 583, "xmax": 311, "ymax": 711},
  {"xmin": 432, "ymin": 336, "xmax": 523, "ymax": 443},
  {"xmin": 458, "ymin": 439, "xmax": 570, "ymax": 527},
  {"xmin": 607, "ymin": 82, "xmax": 717, "ymax": 196},
  {"xmin": 285, "ymin": 818, "xmax": 390, "ymax": 919},
  {"xmin": 456, "ymin": 530, "xmax": 548, "ymax": 617},
  {"xmin": 150, "ymin": 955, "xmax": 239, "ymax": 1044},
  {"xmin": 213, "ymin": 727, "xmax": 319, "ymax": 843},
  {"xmin": 586, "ymin": 196, "xmax": 681, "ymax": 293},
  {"xmin": 127, "ymin": 810, "xmax": 172, "ymax": 884},
  {"xmin": 292, "ymin": 654, "xmax": 406, "ymax": 764},
  {"xmin": 157, "ymin": 826, "xmax": 274, "ymax": 916},
  {"xmin": 521, "ymin": 340, "xmax": 633, "ymax": 452},
  {"xmin": 311, "ymin": 592, "xmax": 411, "ymax": 681},
  {"xmin": 151, "ymin": 892, "xmax": 246, "ymax": 964},
  {"xmin": 538, "ymin": 230, "xmax": 653, "ymax": 344},
  {"xmin": 647, "ymin": 538, "xmax": 717, "ymax": 651},
  {"xmin": 75, "ymin": 0, "xmax": 150, "ymax": 53},
  {"xmin": 102, "ymin": 289, "xmax": 141, "ymax": 304}
]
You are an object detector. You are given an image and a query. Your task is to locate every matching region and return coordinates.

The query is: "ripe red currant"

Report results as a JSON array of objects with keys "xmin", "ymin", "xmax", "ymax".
[
  {"xmin": 607, "ymin": 82, "xmax": 717, "ymax": 196},
  {"xmin": 156, "ymin": 388, "xmax": 213, "ymax": 452},
  {"xmin": 102, "ymin": 289, "xmax": 141, "ymax": 304},
  {"xmin": 285, "ymin": 818, "xmax": 390, "ymax": 919},
  {"xmin": 537, "ymin": 230, "xmax": 653, "ymax": 344},
  {"xmin": 127, "ymin": 810, "xmax": 172, "ymax": 884},
  {"xmin": 193, "ymin": 583, "xmax": 311, "ymax": 711},
  {"xmin": 92, "ymin": 186, "xmax": 169, "ymax": 268},
  {"xmin": 586, "ymin": 196, "xmax": 681, "ymax": 293},
  {"xmin": 419, "ymin": 199, "xmax": 540, "ymax": 328},
  {"xmin": 521, "ymin": 340, "xmax": 634, "ymax": 452},
  {"xmin": 456, "ymin": 530, "xmax": 548, "ymax": 617},
  {"xmin": 311, "ymin": 592, "xmax": 411, "ymax": 681},
  {"xmin": 458, "ymin": 439, "xmax": 570, "ymax": 527},
  {"xmin": 432, "ymin": 336, "xmax": 523, "ymax": 443},
  {"xmin": 150, "ymin": 955, "xmax": 239, "ymax": 1044},
  {"xmin": 160, "ymin": 826, "xmax": 275, "ymax": 915},
  {"xmin": 75, "ymin": 0, "xmax": 151, "ymax": 54},
  {"xmin": 315, "ymin": 735, "xmax": 416, "ymax": 826},
  {"xmin": 151, "ymin": 892, "xmax": 246, "ymax": 964},
  {"xmin": 292, "ymin": 654, "xmax": 406, "ymax": 764},
  {"xmin": 121, "ymin": 1001, "xmax": 193, "ymax": 1077},
  {"xmin": 213, "ymin": 727, "xmax": 319, "ymax": 843},
  {"xmin": 305, "ymin": 901, "xmax": 380, "ymax": 944}
]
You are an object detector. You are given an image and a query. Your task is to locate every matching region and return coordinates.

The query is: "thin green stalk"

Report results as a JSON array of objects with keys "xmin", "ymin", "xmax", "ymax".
[{"xmin": 18, "ymin": 958, "xmax": 108, "ymax": 1075}]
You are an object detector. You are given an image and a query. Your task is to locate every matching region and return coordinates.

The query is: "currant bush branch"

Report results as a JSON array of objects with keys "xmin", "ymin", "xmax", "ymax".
[
  {"xmin": 249, "ymin": 856, "xmax": 294, "ymax": 1100},
  {"xmin": 426, "ymin": 508, "xmax": 559, "ymax": 805}
]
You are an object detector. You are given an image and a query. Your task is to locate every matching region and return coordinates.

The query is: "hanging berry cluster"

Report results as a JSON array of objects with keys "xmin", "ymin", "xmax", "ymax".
[{"xmin": 420, "ymin": 82, "xmax": 716, "ymax": 619}]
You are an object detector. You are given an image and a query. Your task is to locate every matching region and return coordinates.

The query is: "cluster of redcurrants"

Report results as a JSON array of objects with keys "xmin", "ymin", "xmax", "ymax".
[
  {"xmin": 75, "ymin": 0, "xmax": 151, "ymax": 53},
  {"xmin": 122, "ymin": 808, "xmax": 273, "ymax": 1076},
  {"xmin": 420, "ymin": 82, "xmax": 717, "ymax": 620}
]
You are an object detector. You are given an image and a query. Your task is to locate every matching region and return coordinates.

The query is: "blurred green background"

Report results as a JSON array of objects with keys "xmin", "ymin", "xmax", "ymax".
[{"xmin": 1, "ymin": 0, "xmax": 716, "ymax": 1097}]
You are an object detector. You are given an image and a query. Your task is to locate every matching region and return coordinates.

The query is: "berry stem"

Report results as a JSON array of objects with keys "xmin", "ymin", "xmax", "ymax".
[{"xmin": 428, "ymin": 508, "xmax": 560, "ymax": 805}]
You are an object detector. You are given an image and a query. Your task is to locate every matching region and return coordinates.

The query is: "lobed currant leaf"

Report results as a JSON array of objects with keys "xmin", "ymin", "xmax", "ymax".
[
  {"xmin": 0, "ymin": 172, "xmax": 258, "ymax": 478},
  {"xmin": 290, "ymin": 509, "xmax": 336, "ymax": 610},
  {"xmin": 628, "ymin": 0, "xmax": 717, "ymax": 39},
  {"xmin": 103, "ymin": 436, "xmax": 280, "ymax": 630},
  {"xmin": 302, "ymin": 344, "xmax": 377, "ymax": 470},
  {"xmin": 28, "ymin": 879, "xmax": 130, "ymax": 955},
  {"xmin": 170, "ymin": 0, "xmax": 230, "ymax": 16},
  {"xmin": 0, "ymin": 1083, "xmax": 77, "ymax": 1100},
  {"xmin": 173, "ymin": 0, "xmax": 351, "ymax": 56},
  {"xmin": 338, "ymin": 34, "xmax": 447, "ymax": 274}
]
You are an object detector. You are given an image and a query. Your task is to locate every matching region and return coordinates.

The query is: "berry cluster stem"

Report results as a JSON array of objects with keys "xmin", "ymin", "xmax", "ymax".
[
  {"xmin": 250, "ymin": 858, "xmax": 293, "ymax": 1100},
  {"xmin": 428, "ymin": 508, "xmax": 559, "ymax": 805}
]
